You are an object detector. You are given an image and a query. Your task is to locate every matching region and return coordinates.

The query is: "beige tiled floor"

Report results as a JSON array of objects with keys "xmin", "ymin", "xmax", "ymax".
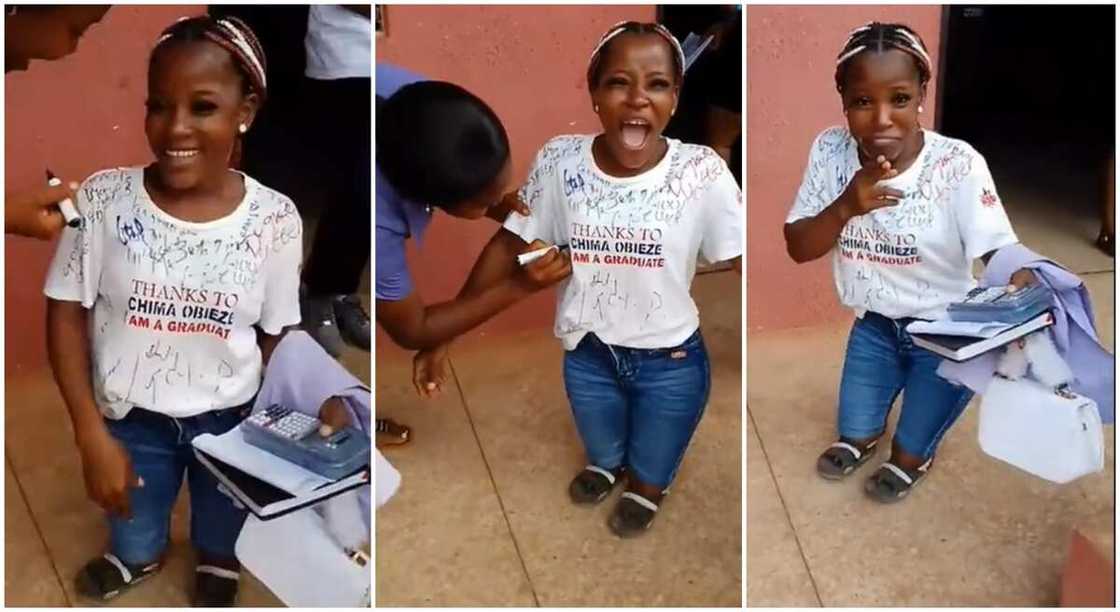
[{"xmin": 376, "ymin": 271, "xmax": 743, "ymax": 606}]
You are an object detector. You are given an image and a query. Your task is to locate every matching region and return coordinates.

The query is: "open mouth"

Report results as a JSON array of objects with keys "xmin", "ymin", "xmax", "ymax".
[
  {"xmin": 859, "ymin": 137, "xmax": 903, "ymax": 161},
  {"xmin": 164, "ymin": 149, "xmax": 200, "ymax": 159},
  {"xmin": 620, "ymin": 119, "xmax": 651, "ymax": 151}
]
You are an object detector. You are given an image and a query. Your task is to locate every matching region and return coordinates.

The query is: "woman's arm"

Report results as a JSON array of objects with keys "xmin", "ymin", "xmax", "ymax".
[
  {"xmin": 458, "ymin": 227, "xmax": 539, "ymax": 298},
  {"xmin": 376, "ymin": 228, "xmax": 569, "ymax": 351},
  {"xmin": 257, "ymin": 325, "xmax": 300, "ymax": 366},
  {"xmin": 47, "ymin": 299, "xmax": 138, "ymax": 518},
  {"xmin": 46, "ymin": 300, "xmax": 103, "ymax": 442},
  {"xmin": 409, "ymin": 228, "xmax": 567, "ymax": 397},
  {"xmin": 783, "ymin": 199, "xmax": 853, "ymax": 263}
]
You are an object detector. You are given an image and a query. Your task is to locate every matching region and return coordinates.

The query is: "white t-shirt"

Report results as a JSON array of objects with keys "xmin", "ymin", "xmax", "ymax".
[
  {"xmin": 505, "ymin": 135, "xmax": 743, "ymax": 350},
  {"xmin": 44, "ymin": 167, "xmax": 303, "ymax": 419},
  {"xmin": 786, "ymin": 127, "xmax": 1018, "ymax": 320},
  {"xmin": 305, "ymin": 5, "xmax": 372, "ymax": 80}
]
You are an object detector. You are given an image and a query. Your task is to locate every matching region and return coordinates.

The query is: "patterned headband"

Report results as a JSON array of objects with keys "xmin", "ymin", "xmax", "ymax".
[
  {"xmin": 835, "ymin": 22, "xmax": 932, "ymax": 77},
  {"xmin": 156, "ymin": 16, "xmax": 267, "ymax": 92},
  {"xmin": 588, "ymin": 21, "xmax": 686, "ymax": 81}
]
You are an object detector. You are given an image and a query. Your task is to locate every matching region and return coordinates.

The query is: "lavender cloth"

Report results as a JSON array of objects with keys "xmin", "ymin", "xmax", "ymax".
[
  {"xmin": 254, "ymin": 330, "xmax": 373, "ymax": 521},
  {"xmin": 937, "ymin": 243, "xmax": 1114, "ymax": 423}
]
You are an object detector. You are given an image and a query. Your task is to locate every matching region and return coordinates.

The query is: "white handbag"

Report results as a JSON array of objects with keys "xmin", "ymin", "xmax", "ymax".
[{"xmin": 978, "ymin": 376, "xmax": 1104, "ymax": 484}]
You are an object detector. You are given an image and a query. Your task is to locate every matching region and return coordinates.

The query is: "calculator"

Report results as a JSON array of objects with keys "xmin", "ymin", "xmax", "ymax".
[
  {"xmin": 241, "ymin": 404, "xmax": 370, "ymax": 480},
  {"xmin": 947, "ymin": 283, "xmax": 1053, "ymax": 324}
]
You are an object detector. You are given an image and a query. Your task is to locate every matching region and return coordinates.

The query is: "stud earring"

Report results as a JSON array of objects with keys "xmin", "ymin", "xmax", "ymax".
[
  {"xmin": 593, "ymin": 105, "xmax": 599, "ymax": 113},
  {"xmin": 918, "ymin": 105, "xmax": 924, "ymax": 114},
  {"xmin": 238, "ymin": 123, "xmax": 248, "ymax": 134}
]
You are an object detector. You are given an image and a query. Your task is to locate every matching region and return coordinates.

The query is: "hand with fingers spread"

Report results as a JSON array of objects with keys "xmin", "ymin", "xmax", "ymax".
[
  {"xmin": 76, "ymin": 426, "xmax": 143, "ymax": 519},
  {"xmin": 515, "ymin": 239, "xmax": 572, "ymax": 293},
  {"xmin": 412, "ymin": 344, "xmax": 450, "ymax": 399},
  {"xmin": 837, "ymin": 154, "xmax": 905, "ymax": 221}
]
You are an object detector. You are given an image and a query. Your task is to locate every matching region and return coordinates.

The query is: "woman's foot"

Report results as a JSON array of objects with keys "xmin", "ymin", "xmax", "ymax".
[
  {"xmin": 816, "ymin": 435, "xmax": 880, "ymax": 480},
  {"xmin": 193, "ymin": 553, "xmax": 240, "ymax": 607},
  {"xmin": 74, "ymin": 553, "xmax": 161, "ymax": 601},
  {"xmin": 568, "ymin": 465, "xmax": 624, "ymax": 504},
  {"xmin": 865, "ymin": 445, "xmax": 933, "ymax": 503},
  {"xmin": 607, "ymin": 479, "xmax": 664, "ymax": 538},
  {"xmin": 376, "ymin": 418, "xmax": 411, "ymax": 448}
]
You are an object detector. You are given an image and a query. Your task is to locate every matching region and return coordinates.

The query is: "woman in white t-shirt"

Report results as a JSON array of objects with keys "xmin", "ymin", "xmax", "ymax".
[
  {"xmin": 419, "ymin": 22, "xmax": 743, "ymax": 537},
  {"xmin": 44, "ymin": 17, "xmax": 321, "ymax": 604},
  {"xmin": 784, "ymin": 22, "xmax": 1037, "ymax": 503}
]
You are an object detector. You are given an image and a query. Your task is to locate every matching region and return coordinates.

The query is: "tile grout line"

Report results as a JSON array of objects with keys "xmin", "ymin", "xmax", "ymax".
[
  {"xmin": 448, "ymin": 357, "xmax": 542, "ymax": 607},
  {"xmin": 5, "ymin": 452, "xmax": 73, "ymax": 607},
  {"xmin": 1078, "ymin": 268, "xmax": 1115, "ymax": 276},
  {"xmin": 746, "ymin": 408, "xmax": 824, "ymax": 608}
]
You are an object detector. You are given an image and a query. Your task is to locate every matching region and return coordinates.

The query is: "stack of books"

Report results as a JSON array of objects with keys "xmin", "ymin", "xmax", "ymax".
[{"xmin": 908, "ymin": 284, "xmax": 1055, "ymax": 361}]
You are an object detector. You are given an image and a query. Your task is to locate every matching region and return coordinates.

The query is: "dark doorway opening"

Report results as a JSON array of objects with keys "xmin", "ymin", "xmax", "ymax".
[
  {"xmin": 658, "ymin": 4, "xmax": 742, "ymax": 186},
  {"xmin": 938, "ymin": 5, "xmax": 1115, "ymax": 269}
]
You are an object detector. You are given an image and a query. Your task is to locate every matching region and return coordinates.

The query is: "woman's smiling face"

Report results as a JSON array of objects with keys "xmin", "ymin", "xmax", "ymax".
[{"xmin": 145, "ymin": 40, "xmax": 257, "ymax": 192}]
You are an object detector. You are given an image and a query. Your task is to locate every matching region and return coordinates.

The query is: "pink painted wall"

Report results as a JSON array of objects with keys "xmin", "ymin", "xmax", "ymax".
[
  {"xmin": 376, "ymin": 4, "xmax": 653, "ymax": 341},
  {"xmin": 747, "ymin": 5, "xmax": 942, "ymax": 331},
  {"xmin": 5, "ymin": 6, "xmax": 203, "ymax": 377}
]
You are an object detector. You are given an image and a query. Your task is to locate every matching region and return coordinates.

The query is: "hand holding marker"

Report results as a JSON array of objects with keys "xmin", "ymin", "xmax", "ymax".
[
  {"xmin": 46, "ymin": 169, "xmax": 81, "ymax": 227},
  {"xmin": 515, "ymin": 240, "xmax": 573, "ymax": 291}
]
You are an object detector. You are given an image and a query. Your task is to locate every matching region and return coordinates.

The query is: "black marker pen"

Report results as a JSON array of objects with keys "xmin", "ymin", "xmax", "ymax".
[{"xmin": 45, "ymin": 169, "xmax": 80, "ymax": 228}]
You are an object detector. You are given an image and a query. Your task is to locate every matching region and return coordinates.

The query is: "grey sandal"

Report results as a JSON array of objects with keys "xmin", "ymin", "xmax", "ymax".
[
  {"xmin": 608, "ymin": 491, "xmax": 661, "ymax": 538},
  {"xmin": 816, "ymin": 439, "xmax": 879, "ymax": 480},
  {"xmin": 569, "ymin": 465, "xmax": 623, "ymax": 504},
  {"xmin": 193, "ymin": 564, "xmax": 240, "ymax": 607},
  {"xmin": 864, "ymin": 458, "xmax": 932, "ymax": 503},
  {"xmin": 75, "ymin": 553, "xmax": 161, "ymax": 601}
]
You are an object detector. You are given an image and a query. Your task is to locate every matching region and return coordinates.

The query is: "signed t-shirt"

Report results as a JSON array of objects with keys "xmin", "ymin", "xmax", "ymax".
[
  {"xmin": 44, "ymin": 167, "xmax": 303, "ymax": 419},
  {"xmin": 787, "ymin": 127, "xmax": 1018, "ymax": 320},
  {"xmin": 505, "ymin": 135, "xmax": 743, "ymax": 350}
]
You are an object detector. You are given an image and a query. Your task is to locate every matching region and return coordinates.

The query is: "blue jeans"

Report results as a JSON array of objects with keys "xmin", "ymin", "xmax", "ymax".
[
  {"xmin": 563, "ymin": 330, "xmax": 711, "ymax": 490},
  {"xmin": 837, "ymin": 312, "xmax": 974, "ymax": 460},
  {"xmin": 104, "ymin": 405, "xmax": 250, "ymax": 566}
]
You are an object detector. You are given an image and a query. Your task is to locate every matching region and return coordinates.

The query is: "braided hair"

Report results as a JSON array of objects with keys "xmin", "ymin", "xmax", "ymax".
[
  {"xmin": 152, "ymin": 15, "xmax": 267, "ymax": 102},
  {"xmin": 834, "ymin": 22, "xmax": 931, "ymax": 93},
  {"xmin": 586, "ymin": 21, "xmax": 685, "ymax": 91}
]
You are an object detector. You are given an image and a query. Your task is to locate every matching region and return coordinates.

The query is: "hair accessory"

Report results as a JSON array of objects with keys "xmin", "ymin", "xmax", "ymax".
[{"xmin": 588, "ymin": 21, "xmax": 686, "ymax": 82}]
